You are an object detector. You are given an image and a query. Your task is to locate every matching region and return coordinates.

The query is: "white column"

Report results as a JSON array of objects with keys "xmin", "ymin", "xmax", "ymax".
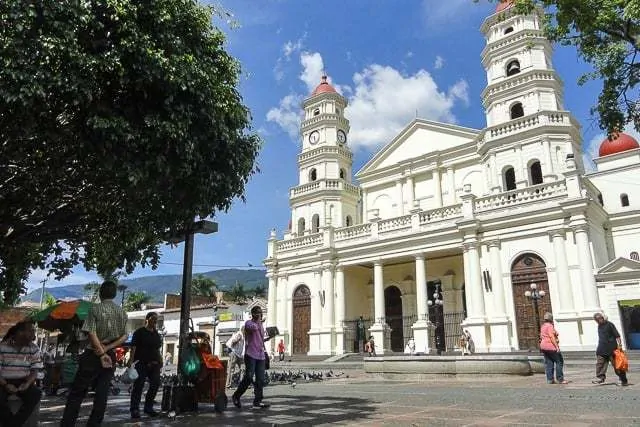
[
  {"xmin": 491, "ymin": 153, "xmax": 500, "ymax": 191},
  {"xmin": 373, "ymin": 261, "xmax": 385, "ymax": 323},
  {"xmin": 488, "ymin": 241, "xmax": 507, "ymax": 317},
  {"xmin": 415, "ymin": 255, "xmax": 428, "ymax": 321},
  {"xmin": 395, "ymin": 179, "xmax": 404, "ymax": 216},
  {"xmin": 322, "ymin": 265, "xmax": 335, "ymax": 328},
  {"xmin": 311, "ymin": 270, "xmax": 322, "ymax": 330},
  {"xmin": 550, "ymin": 230, "xmax": 575, "ymax": 313},
  {"xmin": 447, "ymin": 167, "xmax": 455, "ymax": 204},
  {"xmin": 516, "ymin": 145, "xmax": 527, "ymax": 187},
  {"xmin": 573, "ymin": 224, "xmax": 600, "ymax": 312},
  {"xmin": 543, "ymin": 139, "xmax": 554, "ymax": 174},
  {"xmin": 406, "ymin": 176, "xmax": 415, "ymax": 209},
  {"xmin": 335, "ymin": 267, "xmax": 345, "ymax": 327},
  {"xmin": 362, "ymin": 190, "xmax": 368, "ymax": 222},
  {"xmin": 433, "ymin": 168, "xmax": 442, "ymax": 207},
  {"xmin": 465, "ymin": 241, "xmax": 485, "ymax": 320},
  {"xmin": 267, "ymin": 273, "xmax": 277, "ymax": 327}
]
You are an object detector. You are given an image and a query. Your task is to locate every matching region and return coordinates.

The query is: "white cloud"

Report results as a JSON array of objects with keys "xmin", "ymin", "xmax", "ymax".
[
  {"xmin": 268, "ymin": 51, "xmax": 470, "ymax": 151},
  {"xmin": 583, "ymin": 125, "xmax": 640, "ymax": 171},
  {"xmin": 434, "ymin": 55, "xmax": 445, "ymax": 70},
  {"xmin": 274, "ymin": 36, "xmax": 306, "ymax": 81},
  {"xmin": 406, "ymin": 51, "xmax": 414, "ymax": 58},
  {"xmin": 266, "ymin": 94, "xmax": 303, "ymax": 140}
]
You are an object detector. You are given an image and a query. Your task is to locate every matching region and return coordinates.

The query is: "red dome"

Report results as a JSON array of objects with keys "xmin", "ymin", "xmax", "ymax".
[
  {"xmin": 599, "ymin": 132, "xmax": 640, "ymax": 157},
  {"xmin": 495, "ymin": 0, "xmax": 514, "ymax": 12},
  {"xmin": 311, "ymin": 75, "xmax": 337, "ymax": 96}
]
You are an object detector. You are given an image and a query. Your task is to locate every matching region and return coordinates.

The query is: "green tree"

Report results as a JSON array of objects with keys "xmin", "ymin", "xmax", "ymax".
[
  {"xmin": 191, "ymin": 275, "xmax": 217, "ymax": 298},
  {"xmin": 227, "ymin": 282, "xmax": 247, "ymax": 304},
  {"xmin": 43, "ymin": 292, "xmax": 57, "ymax": 308},
  {"xmin": 252, "ymin": 285, "xmax": 267, "ymax": 299},
  {"xmin": 484, "ymin": 0, "xmax": 640, "ymax": 136},
  {"xmin": 0, "ymin": 0, "xmax": 260, "ymax": 304},
  {"xmin": 124, "ymin": 290, "xmax": 151, "ymax": 312},
  {"xmin": 83, "ymin": 282, "xmax": 101, "ymax": 302}
]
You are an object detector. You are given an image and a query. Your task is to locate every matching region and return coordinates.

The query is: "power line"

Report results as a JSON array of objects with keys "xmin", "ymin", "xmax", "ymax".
[{"xmin": 159, "ymin": 261, "xmax": 266, "ymax": 269}]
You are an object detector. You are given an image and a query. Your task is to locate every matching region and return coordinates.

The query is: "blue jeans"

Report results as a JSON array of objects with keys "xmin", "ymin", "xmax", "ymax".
[
  {"xmin": 233, "ymin": 355, "xmax": 265, "ymax": 405},
  {"xmin": 542, "ymin": 350, "xmax": 564, "ymax": 383}
]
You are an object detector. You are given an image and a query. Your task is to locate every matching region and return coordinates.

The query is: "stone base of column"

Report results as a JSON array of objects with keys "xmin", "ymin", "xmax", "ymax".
[
  {"xmin": 486, "ymin": 318, "xmax": 511, "ymax": 352},
  {"xmin": 308, "ymin": 328, "xmax": 334, "ymax": 356},
  {"xmin": 579, "ymin": 311, "xmax": 601, "ymax": 349},
  {"xmin": 411, "ymin": 320, "xmax": 432, "ymax": 355},
  {"xmin": 461, "ymin": 318, "xmax": 488, "ymax": 353},
  {"xmin": 369, "ymin": 323, "xmax": 390, "ymax": 354},
  {"xmin": 334, "ymin": 328, "xmax": 345, "ymax": 355},
  {"xmin": 552, "ymin": 313, "xmax": 583, "ymax": 351},
  {"xmin": 307, "ymin": 329, "xmax": 327, "ymax": 356}
]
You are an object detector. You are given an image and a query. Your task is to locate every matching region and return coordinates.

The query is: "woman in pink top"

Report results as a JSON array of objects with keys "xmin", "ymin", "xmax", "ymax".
[{"xmin": 539, "ymin": 312, "xmax": 568, "ymax": 384}]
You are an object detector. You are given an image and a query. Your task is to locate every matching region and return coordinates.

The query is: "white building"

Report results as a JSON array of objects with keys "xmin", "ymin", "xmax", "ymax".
[{"xmin": 264, "ymin": 2, "xmax": 640, "ymax": 356}]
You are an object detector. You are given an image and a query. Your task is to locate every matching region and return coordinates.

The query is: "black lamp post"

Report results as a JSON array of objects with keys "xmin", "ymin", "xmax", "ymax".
[
  {"xmin": 524, "ymin": 282, "xmax": 546, "ymax": 337},
  {"xmin": 428, "ymin": 284, "xmax": 445, "ymax": 355},
  {"xmin": 166, "ymin": 220, "xmax": 218, "ymax": 381}
]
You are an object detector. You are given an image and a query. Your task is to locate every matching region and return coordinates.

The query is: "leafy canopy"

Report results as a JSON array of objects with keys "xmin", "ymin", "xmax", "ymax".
[
  {"xmin": 484, "ymin": 0, "xmax": 640, "ymax": 135},
  {"xmin": 0, "ymin": 0, "xmax": 260, "ymax": 303},
  {"xmin": 124, "ymin": 290, "xmax": 151, "ymax": 312},
  {"xmin": 191, "ymin": 275, "xmax": 217, "ymax": 298}
]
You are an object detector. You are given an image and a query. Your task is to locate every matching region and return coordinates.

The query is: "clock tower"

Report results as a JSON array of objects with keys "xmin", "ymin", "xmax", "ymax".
[{"xmin": 289, "ymin": 75, "xmax": 360, "ymax": 236}]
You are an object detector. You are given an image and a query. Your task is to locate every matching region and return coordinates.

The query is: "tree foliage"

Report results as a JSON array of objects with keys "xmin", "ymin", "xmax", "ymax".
[
  {"xmin": 486, "ymin": 0, "xmax": 640, "ymax": 136},
  {"xmin": 252, "ymin": 285, "xmax": 267, "ymax": 299},
  {"xmin": 124, "ymin": 290, "xmax": 151, "ymax": 312},
  {"xmin": 0, "ymin": 0, "xmax": 260, "ymax": 304},
  {"xmin": 227, "ymin": 282, "xmax": 247, "ymax": 304},
  {"xmin": 191, "ymin": 275, "xmax": 217, "ymax": 298}
]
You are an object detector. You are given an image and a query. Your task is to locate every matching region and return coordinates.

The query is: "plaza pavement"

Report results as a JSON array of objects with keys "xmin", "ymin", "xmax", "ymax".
[{"xmin": 38, "ymin": 364, "xmax": 640, "ymax": 426}]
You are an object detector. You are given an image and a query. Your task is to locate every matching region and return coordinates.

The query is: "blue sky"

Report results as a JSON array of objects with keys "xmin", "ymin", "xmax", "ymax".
[{"xmin": 27, "ymin": 0, "xmax": 624, "ymax": 291}]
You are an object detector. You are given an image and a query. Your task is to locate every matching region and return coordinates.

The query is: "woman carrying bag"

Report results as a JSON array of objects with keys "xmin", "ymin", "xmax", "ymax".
[{"xmin": 539, "ymin": 312, "xmax": 569, "ymax": 384}]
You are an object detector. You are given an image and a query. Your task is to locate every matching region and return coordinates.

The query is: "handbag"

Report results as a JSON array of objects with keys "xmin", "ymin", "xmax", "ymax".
[
  {"xmin": 264, "ymin": 351, "xmax": 270, "ymax": 370},
  {"xmin": 613, "ymin": 348, "xmax": 629, "ymax": 373}
]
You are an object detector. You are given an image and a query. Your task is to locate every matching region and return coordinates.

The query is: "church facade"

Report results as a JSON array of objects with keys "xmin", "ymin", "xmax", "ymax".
[{"xmin": 264, "ymin": 3, "xmax": 640, "ymax": 355}]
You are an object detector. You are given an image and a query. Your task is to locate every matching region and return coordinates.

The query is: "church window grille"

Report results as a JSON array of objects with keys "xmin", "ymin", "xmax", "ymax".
[
  {"xmin": 529, "ymin": 160, "xmax": 543, "ymax": 185},
  {"xmin": 309, "ymin": 168, "xmax": 317, "ymax": 182},
  {"xmin": 510, "ymin": 102, "xmax": 524, "ymax": 119},
  {"xmin": 597, "ymin": 194, "xmax": 604, "ymax": 206},
  {"xmin": 311, "ymin": 214, "xmax": 320, "ymax": 233},
  {"xmin": 506, "ymin": 59, "xmax": 521, "ymax": 76},
  {"xmin": 313, "ymin": 108, "xmax": 320, "ymax": 116},
  {"xmin": 631, "ymin": 251, "xmax": 639, "ymax": 261},
  {"xmin": 346, "ymin": 215, "xmax": 353, "ymax": 226},
  {"xmin": 621, "ymin": 193, "xmax": 630, "ymax": 207}
]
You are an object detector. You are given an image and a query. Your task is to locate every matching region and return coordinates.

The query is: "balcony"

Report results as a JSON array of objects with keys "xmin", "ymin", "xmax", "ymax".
[
  {"xmin": 481, "ymin": 111, "xmax": 578, "ymax": 146},
  {"xmin": 475, "ymin": 180, "xmax": 568, "ymax": 213},
  {"xmin": 290, "ymin": 179, "xmax": 360, "ymax": 200}
]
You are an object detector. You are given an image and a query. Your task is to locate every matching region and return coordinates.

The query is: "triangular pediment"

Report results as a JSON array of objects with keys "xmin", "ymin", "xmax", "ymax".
[
  {"xmin": 356, "ymin": 119, "xmax": 480, "ymax": 177},
  {"xmin": 597, "ymin": 257, "xmax": 640, "ymax": 275}
]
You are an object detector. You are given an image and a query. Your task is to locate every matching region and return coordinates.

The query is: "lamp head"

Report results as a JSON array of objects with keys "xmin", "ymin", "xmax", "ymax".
[
  {"xmin": 524, "ymin": 290, "xmax": 532, "ymax": 298},
  {"xmin": 530, "ymin": 283, "xmax": 537, "ymax": 290},
  {"xmin": 539, "ymin": 290, "xmax": 546, "ymax": 297}
]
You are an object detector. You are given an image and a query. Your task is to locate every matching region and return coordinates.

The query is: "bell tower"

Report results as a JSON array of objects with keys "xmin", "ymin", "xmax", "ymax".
[
  {"xmin": 478, "ymin": 1, "xmax": 585, "ymax": 191},
  {"xmin": 289, "ymin": 75, "xmax": 360, "ymax": 236}
]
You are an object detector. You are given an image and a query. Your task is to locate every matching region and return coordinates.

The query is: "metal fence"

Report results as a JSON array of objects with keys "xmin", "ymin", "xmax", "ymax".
[
  {"xmin": 428, "ymin": 310, "xmax": 466, "ymax": 352},
  {"xmin": 342, "ymin": 317, "xmax": 373, "ymax": 353}
]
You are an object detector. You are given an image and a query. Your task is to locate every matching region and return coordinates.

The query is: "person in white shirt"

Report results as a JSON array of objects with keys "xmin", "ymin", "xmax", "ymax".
[
  {"xmin": 404, "ymin": 338, "xmax": 416, "ymax": 355},
  {"xmin": 225, "ymin": 326, "xmax": 245, "ymax": 388}
]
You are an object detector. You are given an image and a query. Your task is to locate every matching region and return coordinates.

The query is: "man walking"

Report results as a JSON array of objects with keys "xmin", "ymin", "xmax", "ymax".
[
  {"xmin": 60, "ymin": 280, "xmax": 128, "ymax": 426},
  {"xmin": 0, "ymin": 320, "xmax": 43, "ymax": 427},
  {"xmin": 225, "ymin": 326, "xmax": 245, "ymax": 388},
  {"xmin": 592, "ymin": 312, "xmax": 629, "ymax": 386},
  {"xmin": 232, "ymin": 306, "xmax": 273, "ymax": 409},
  {"xmin": 129, "ymin": 312, "xmax": 162, "ymax": 419}
]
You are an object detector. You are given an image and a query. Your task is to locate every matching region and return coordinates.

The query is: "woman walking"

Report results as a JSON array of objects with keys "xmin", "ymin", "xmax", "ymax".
[{"xmin": 539, "ymin": 312, "xmax": 568, "ymax": 384}]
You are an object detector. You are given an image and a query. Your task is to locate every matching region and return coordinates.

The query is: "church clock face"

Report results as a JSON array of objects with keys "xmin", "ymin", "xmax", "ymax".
[
  {"xmin": 309, "ymin": 130, "xmax": 320, "ymax": 144},
  {"xmin": 337, "ymin": 129, "xmax": 347, "ymax": 145}
]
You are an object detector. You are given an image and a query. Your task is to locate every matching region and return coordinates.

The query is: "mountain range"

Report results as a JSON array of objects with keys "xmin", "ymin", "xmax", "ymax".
[{"xmin": 22, "ymin": 269, "xmax": 267, "ymax": 304}]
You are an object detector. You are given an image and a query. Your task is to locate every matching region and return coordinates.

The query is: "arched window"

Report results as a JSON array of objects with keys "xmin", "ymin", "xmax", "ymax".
[
  {"xmin": 345, "ymin": 215, "xmax": 353, "ymax": 226},
  {"xmin": 630, "ymin": 251, "xmax": 639, "ymax": 261},
  {"xmin": 597, "ymin": 194, "xmax": 604, "ymax": 206},
  {"xmin": 504, "ymin": 26, "xmax": 514, "ymax": 34},
  {"xmin": 309, "ymin": 168, "xmax": 317, "ymax": 182},
  {"xmin": 506, "ymin": 59, "xmax": 521, "ymax": 76},
  {"xmin": 297, "ymin": 218, "xmax": 305, "ymax": 235},
  {"xmin": 529, "ymin": 161, "xmax": 543, "ymax": 185},
  {"xmin": 311, "ymin": 214, "xmax": 320, "ymax": 233},
  {"xmin": 313, "ymin": 108, "xmax": 320, "ymax": 116},
  {"xmin": 339, "ymin": 168, "xmax": 346, "ymax": 179},
  {"xmin": 510, "ymin": 102, "xmax": 524, "ymax": 119},
  {"xmin": 504, "ymin": 167, "xmax": 516, "ymax": 191},
  {"xmin": 621, "ymin": 194, "xmax": 630, "ymax": 207}
]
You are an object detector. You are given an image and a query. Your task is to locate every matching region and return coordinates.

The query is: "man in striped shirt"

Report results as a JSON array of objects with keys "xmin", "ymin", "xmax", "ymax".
[
  {"xmin": 0, "ymin": 320, "xmax": 43, "ymax": 427},
  {"xmin": 61, "ymin": 280, "xmax": 128, "ymax": 427}
]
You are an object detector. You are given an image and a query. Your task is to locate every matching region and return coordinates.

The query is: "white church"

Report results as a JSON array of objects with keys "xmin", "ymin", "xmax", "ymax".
[{"xmin": 264, "ymin": 1, "xmax": 640, "ymax": 355}]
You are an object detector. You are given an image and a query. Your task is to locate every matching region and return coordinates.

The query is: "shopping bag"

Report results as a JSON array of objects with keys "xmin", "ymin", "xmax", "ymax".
[
  {"xmin": 613, "ymin": 348, "xmax": 629, "ymax": 373},
  {"xmin": 122, "ymin": 361, "xmax": 139, "ymax": 384}
]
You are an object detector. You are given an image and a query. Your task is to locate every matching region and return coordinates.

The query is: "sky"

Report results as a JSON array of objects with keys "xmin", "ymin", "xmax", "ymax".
[{"xmin": 26, "ymin": 0, "xmax": 632, "ymax": 292}]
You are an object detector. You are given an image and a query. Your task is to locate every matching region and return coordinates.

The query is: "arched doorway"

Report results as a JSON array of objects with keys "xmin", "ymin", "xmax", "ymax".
[
  {"xmin": 384, "ymin": 286, "xmax": 404, "ymax": 352},
  {"xmin": 292, "ymin": 285, "xmax": 311, "ymax": 354},
  {"xmin": 511, "ymin": 253, "xmax": 553, "ymax": 350}
]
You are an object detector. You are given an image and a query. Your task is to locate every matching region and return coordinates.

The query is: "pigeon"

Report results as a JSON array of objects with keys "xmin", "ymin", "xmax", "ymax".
[{"xmin": 291, "ymin": 382, "xmax": 297, "ymax": 388}]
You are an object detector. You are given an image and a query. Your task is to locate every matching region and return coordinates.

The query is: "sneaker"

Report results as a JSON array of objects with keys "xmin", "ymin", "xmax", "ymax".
[
  {"xmin": 232, "ymin": 394, "xmax": 241, "ymax": 408},
  {"xmin": 617, "ymin": 381, "xmax": 629, "ymax": 387},
  {"xmin": 252, "ymin": 402, "xmax": 270, "ymax": 409},
  {"xmin": 592, "ymin": 378, "xmax": 605, "ymax": 384}
]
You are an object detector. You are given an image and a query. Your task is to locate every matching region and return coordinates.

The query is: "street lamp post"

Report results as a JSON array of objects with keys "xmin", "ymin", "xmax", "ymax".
[
  {"xmin": 167, "ymin": 220, "xmax": 218, "ymax": 381},
  {"xmin": 427, "ymin": 284, "xmax": 445, "ymax": 355},
  {"xmin": 524, "ymin": 282, "xmax": 546, "ymax": 338}
]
